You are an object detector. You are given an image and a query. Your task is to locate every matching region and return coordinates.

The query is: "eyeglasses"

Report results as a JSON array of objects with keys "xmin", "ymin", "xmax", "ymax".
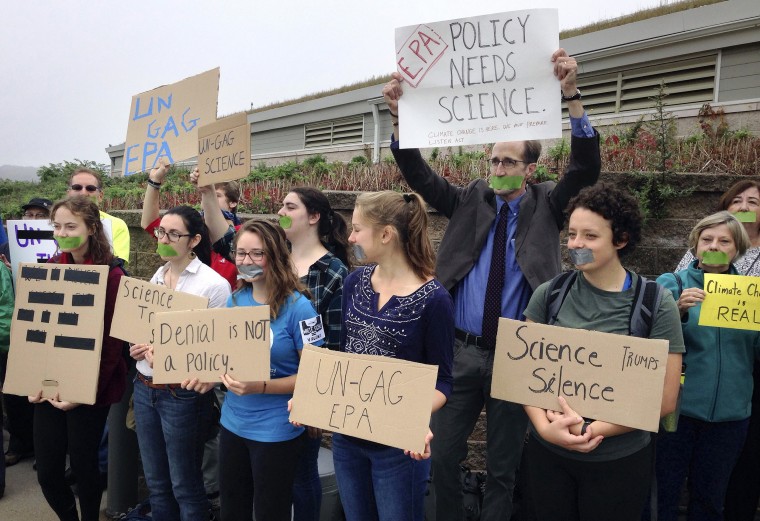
[
  {"xmin": 154, "ymin": 228, "xmax": 193, "ymax": 242},
  {"xmin": 69, "ymin": 184, "xmax": 100, "ymax": 193},
  {"xmin": 489, "ymin": 157, "xmax": 527, "ymax": 168},
  {"xmin": 23, "ymin": 212, "xmax": 49, "ymax": 219},
  {"xmin": 235, "ymin": 249, "xmax": 266, "ymax": 262}
]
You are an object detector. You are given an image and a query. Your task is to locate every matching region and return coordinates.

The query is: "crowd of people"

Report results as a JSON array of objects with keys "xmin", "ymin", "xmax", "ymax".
[{"xmin": 1, "ymin": 46, "xmax": 759, "ymax": 521}]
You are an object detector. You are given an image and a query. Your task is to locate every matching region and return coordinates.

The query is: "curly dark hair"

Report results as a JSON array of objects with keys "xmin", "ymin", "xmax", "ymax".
[{"xmin": 565, "ymin": 182, "xmax": 643, "ymax": 258}]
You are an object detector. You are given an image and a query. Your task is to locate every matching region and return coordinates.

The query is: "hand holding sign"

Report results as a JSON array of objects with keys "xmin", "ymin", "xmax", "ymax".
[
  {"xmin": 677, "ymin": 287, "xmax": 705, "ymax": 315},
  {"xmin": 529, "ymin": 397, "xmax": 603, "ymax": 453}
]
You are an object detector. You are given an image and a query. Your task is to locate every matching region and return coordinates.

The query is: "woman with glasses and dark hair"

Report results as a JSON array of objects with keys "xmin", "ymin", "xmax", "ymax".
[
  {"xmin": 130, "ymin": 197, "xmax": 231, "ymax": 521},
  {"xmin": 217, "ymin": 219, "xmax": 323, "ymax": 521}
]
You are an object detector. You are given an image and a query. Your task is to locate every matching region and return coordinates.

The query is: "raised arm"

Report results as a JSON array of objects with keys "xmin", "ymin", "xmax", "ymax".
[
  {"xmin": 189, "ymin": 167, "xmax": 229, "ymax": 243},
  {"xmin": 141, "ymin": 159, "xmax": 170, "ymax": 230}
]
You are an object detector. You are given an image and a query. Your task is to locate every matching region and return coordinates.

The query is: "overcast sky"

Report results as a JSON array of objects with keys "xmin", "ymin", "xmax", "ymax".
[{"xmin": 0, "ymin": 0, "xmax": 667, "ymax": 169}]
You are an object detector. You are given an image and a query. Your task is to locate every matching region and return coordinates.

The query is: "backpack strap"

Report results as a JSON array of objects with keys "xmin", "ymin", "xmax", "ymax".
[
  {"xmin": 628, "ymin": 274, "xmax": 664, "ymax": 338},
  {"xmin": 545, "ymin": 271, "xmax": 578, "ymax": 325}
]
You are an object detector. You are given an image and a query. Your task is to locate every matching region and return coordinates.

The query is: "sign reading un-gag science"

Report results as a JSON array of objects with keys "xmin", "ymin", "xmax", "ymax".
[
  {"xmin": 395, "ymin": 9, "xmax": 561, "ymax": 149},
  {"xmin": 196, "ymin": 112, "xmax": 251, "ymax": 187},
  {"xmin": 492, "ymin": 319, "xmax": 669, "ymax": 432},
  {"xmin": 290, "ymin": 345, "xmax": 438, "ymax": 453},
  {"xmin": 699, "ymin": 273, "xmax": 760, "ymax": 331},
  {"xmin": 124, "ymin": 68, "xmax": 220, "ymax": 176}
]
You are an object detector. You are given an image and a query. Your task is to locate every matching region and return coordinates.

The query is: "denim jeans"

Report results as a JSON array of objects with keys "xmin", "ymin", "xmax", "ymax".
[
  {"xmin": 292, "ymin": 433, "xmax": 322, "ymax": 521},
  {"xmin": 133, "ymin": 377, "xmax": 210, "ymax": 521},
  {"xmin": 332, "ymin": 433, "xmax": 430, "ymax": 521},
  {"xmin": 649, "ymin": 415, "xmax": 750, "ymax": 521}
]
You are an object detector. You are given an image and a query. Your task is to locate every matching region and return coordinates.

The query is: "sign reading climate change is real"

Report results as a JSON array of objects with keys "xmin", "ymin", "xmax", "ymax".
[
  {"xmin": 699, "ymin": 273, "xmax": 760, "ymax": 331},
  {"xmin": 124, "ymin": 68, "xmax": 220, "ymax": 176},
  {"xmin": 395, "ymin": 9, "xmax": 561, "ymax": 149}
]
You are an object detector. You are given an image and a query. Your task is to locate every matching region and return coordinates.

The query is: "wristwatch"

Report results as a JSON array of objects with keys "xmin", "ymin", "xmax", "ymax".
[
  {"xmin": 580, "ymin": 418, "xmax": 593, "ymax": 435},
  {"xmin": 561, "ymin": 89, "xmax": 582, "ymax": 102}
]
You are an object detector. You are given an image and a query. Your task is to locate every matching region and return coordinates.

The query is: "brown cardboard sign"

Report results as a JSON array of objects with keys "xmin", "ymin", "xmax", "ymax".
[
  {"xmin": 124, "ymin": 68, "xmax": 220, "ymax": 176},
  {"xmin": 152, "ymin": 305, "xmax": 271, "ymax": 384},
  {"xmin": 4, "ymin": 263, "xmax": 110, "ymax": 404},
  {"xmin": 289, "ymin": 345, "xmax": 438, "ymax": 453},
  {"xmin": 196, "ymin": 112, "xmax": 251, "ymax": 187},
  {"xmin": 111, "ymin": 277, "xmax": 209, "ymax": 345},
  {"xmin": 491, "ymin": 318, "xmax": 669, "ymax": 432}
]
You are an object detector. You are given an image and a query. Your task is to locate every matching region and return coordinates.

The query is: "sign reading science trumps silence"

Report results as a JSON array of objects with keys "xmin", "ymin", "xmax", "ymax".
[
  {"xmin": 395, "ymin": 9, "xmax": 561, "ymax": 149},
  {"xmin": 290, "ymin": 345, "xmax": 438, "ymax": 453},
  {"xmin": 491, "ymin": 319, "xmax": 669, "ymax": 432}
]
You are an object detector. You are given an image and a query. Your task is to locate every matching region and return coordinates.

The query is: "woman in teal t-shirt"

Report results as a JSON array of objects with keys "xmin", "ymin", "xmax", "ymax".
[{"xmin": 217, "ymin": 220, "xmax": 323, "ymax": 521}]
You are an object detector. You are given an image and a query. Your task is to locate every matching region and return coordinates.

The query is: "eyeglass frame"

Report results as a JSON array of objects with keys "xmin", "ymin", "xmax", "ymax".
[
  {"xmin": 154, "ymin": 228, "xmax": 193, "ymax": 242},
  {"xmin": 69, "ymin": 184, "xmax": 101, "ymax": 193},
  {"xmin": 235, "ymin": 249, "xmax": 266, "ymax": 262},
  {"xmin": 488, "ymin": 156, "xmax": 528, "ymax": 168},
  {"xmin": 23, "ymin": 211, "xmax": 49, "ymax": 219}
]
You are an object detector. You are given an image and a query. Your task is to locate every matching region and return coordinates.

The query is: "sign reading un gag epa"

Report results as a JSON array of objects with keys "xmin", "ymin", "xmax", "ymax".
[
  {"xmin": 395, "ymin": 9, "xmax": 561, "ymax": 149},
  {"xmin": 4, "ymin": 264, "xmax": 110, "ymax": 405},
  {"xmin": 492, "ymin": 318, "xmax": 669, "ymax": 432},
  {"xmin": 124, "ymin": 68, "xmax": 220, "ymax": 176},
  {"xmin": 699, "ymin": 273, "xmax": 760, "ymax": 331}
]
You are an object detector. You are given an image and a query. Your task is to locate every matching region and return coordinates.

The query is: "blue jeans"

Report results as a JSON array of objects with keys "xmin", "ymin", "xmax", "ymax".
[
  {"xmin": 650, "ymin": 415, "xmax": 749, "ymax": 521},
  {"xmin": 332, "ymin": 433, "xmax": 430, "ymax": 521},
  {"xmin": 292, "ymin": 432, "xmax": 322, "ymax": 521},
  {"xmin": 133, "ymin": 377, "xmax": 210, "ymax": 521}
]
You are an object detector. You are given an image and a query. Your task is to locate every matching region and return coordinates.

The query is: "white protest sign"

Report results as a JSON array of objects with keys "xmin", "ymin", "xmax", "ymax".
[
  {"xmin": 492, "ymin": 319, "xmax": 669, "ymax": 432},
  {"xmin": 290, "ymin": 345, "xmax": 438, "ymax": 453},
  {"xmin": 395, "ymin": 9, "xmax": 560, "ymax": 148}
]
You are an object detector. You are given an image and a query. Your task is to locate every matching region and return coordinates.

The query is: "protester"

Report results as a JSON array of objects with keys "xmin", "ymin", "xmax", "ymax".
[
  {"xmin": 218, "ymin": 219, "xmax": 323, "ymax": 521},
  {"xmin": 519, "ymin": 183, "xmax": 683, "ymax": 520},
  {"xmin": 0, "ymin": 262, "xmax": 15, "ymax": 499},
  {"xmin": 382, "ymin": 47, "xmax": 601, "ymax": 521},
  {"xmin": 0, "ymin": 197, "xmax": 51, "ymax": 468},
  {"xmin": 68, "ymin": 168, "xmax": 130, "ymax": 262},
  {"xmin": 277, "ymin": 187, "xmax": 350, "ymax": 521},
  {"xmin": 215, "ymin": 181, "xmax": 241, "ymax": 226},
  {"xmin": 130, "ymin": 204, "xmax": 231, "ymax": 521},
  {"xmin": 29, "ymin": 195, "xmax": 127, "ymax": 521},
  {"xmin": 651, "ymin": 211, "xmax": 760, "ymax": 521},
  {"xmin": 324, "ymin": 191, "xmax": 453, "ymax": 521}
]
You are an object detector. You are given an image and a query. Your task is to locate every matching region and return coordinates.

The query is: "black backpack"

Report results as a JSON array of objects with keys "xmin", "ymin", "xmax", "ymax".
[{"xmin": 545, "ymin": 270, "xmax": 664, "ymax": 338}]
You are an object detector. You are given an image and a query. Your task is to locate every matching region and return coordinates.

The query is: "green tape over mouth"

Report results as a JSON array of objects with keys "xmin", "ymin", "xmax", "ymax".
[
  {"xmin": 55, "ymin": 236, "xmax": 83, "ymax": 250},
  {"xmin": 279, "ymin": 216, "xmax": 293, "ymax": 229},
  {"xmin": 733, "ymin": 211, "xmax": 757, "ymax": 223},
  {"xmin": 156, "ymin": 243, "xmax": 179, "ymax": 257},
  {"xmin": 489, "ymin": 176, "xmax": 524, "ymax": 191},
  {"xmin": 701, "ymin": 251, "xmax": 729, "ymax": 265}
]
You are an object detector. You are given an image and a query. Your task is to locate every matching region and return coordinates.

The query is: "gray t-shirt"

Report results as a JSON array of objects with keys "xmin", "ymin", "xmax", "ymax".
[{"xmin": 523, "ymin": 271, "xmax": 685, "ymax": 462}]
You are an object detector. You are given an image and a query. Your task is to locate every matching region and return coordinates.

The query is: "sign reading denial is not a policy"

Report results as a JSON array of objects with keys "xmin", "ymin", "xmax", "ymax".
[
  {"xmin": 290, "ymin": 345, "xmax": 438, "ymax": 453},
  {"xmin": 196, "ymin": 112, "xmax": 251, "ymax": 187},
  {"xmin": 492, "ymin": 319, "xmax": 669, "ymax": 432},
  {"xmin": 699, "ymin": 273, "xmax": 760, "ymax": 331},
  {"xmin": 395, "ymin": 9, "xmax": 561, "ymax": 149},
  {"xmin": 4, "ymin": 263, "xmax": 110, "ymax": 404},
  {"xmin": 124, "ymin": 68, "xmax": 220, "ymax": 176},
  {"xmin": 111, "ymin": 277, "xmax": 209, "ymax": 345},
  {"xmin": 152, "ymin": 306, "xmax": 271, "ymax": 384}
]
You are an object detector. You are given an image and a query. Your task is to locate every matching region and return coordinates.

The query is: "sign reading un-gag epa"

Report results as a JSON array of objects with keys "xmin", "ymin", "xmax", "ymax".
[
  {"xmin": 395, "ymin": 9, "xmax": 561, "ymax": 149},
  {"xmin": 699, "ymin": 273, "xmax": 760, "ymax": 331},
  {"xmin": 124, "ymin": 68, "xmax": 220, "ymax": 176}
]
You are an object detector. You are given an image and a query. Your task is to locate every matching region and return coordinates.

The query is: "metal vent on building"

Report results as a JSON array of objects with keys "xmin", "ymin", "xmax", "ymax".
[
  {"xmin": 305, "ymin": 116, "xmax": 364, "ymax": 148},
  {"xmin": 565, "ymin": 53, "xmax": 717, "ymax": 117}
]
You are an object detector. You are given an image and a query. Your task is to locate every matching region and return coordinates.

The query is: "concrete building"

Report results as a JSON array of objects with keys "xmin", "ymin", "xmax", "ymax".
[{"xmin": 106, "ymin": 0, "xmax": 760, "ymax": 175}]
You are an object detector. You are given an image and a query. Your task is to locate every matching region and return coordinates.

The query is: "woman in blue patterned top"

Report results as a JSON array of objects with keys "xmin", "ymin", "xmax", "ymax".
[
  {"xmin": 277, "ymin": 187, "xmax": 350, "ymax": 521},
  {"xmin": 217, "ymin": 220, "xmax": 324, "ymax": 521},
  {"xmin": 333, "ymin": 191, "xmax": 454, "ymax": 521}
]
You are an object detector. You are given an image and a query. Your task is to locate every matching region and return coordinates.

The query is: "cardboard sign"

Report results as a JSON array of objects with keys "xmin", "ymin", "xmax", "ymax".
[
  {"xmin": 152, "ymin": 305, "xmax": 271, "ymax": 384},
  {"xmin": 124, "ymin": 68, "xmax": 220, "ymax": 176},
  {"xmin": 196, "ymin": 112, "xmax": 251, "ymax": 187},
  {"xmin": 699, "ymin": 273, "xmax": 760, "ymax": 331},
  {"xmin": 289, "ymin": 345, "xmax": 438, "ymax": 453},
  {"xmin": 6, "ymin": 220, "xmax": 114, "ymax": 283},
  {"xmin": 492, "ymin": 318, "xmax": 669, "ymax": 432},
  {"xmin": 4, "ymin": 263, "xmax": 110, "ymax": 404},
  {"xmin": 395, "ymin": 9, "xmax": 561, "ymax": 149},
  {"xmin": 111, "ymin": 277, "xmax": 209, "ymax": 345}
]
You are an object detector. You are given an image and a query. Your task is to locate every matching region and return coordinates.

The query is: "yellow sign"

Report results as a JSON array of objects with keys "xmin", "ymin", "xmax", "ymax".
[{"xmin": 699, "ymin": 273, "xmax": 760, "ymax": 331}]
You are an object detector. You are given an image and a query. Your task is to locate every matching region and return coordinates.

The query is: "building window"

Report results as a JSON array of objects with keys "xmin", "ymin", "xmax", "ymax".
[
  {"xmin": 305, "ymin": 116, "xmax": 364, "ymax": 148},
  {"xmin": 567, "ymin": 53, "xmax": 717, "ymax": 117}
]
